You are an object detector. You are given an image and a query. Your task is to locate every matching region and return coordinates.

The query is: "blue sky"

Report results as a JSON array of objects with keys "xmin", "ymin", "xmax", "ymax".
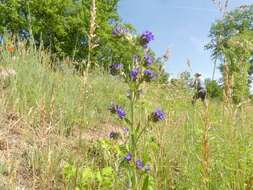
[{"xmin": 118, "ymin": 0, "xmax": 253, "ymax": 79}]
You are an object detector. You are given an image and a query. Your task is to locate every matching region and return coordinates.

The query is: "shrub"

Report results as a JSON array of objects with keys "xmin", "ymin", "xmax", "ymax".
[{"xmin": 205, "ymin": 79, "xmax": 223, "ymax": 99}]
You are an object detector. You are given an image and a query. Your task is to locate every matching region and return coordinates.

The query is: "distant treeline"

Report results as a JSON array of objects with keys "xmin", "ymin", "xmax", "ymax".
[{"xmin": 0, "ymin": 0, "xmax": 141, "ymax": 69}]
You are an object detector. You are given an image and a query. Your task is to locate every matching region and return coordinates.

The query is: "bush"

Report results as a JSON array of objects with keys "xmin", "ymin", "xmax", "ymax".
[{"xmin": 205, "ymin": 79, "xmax": 223, "ymax": 99}]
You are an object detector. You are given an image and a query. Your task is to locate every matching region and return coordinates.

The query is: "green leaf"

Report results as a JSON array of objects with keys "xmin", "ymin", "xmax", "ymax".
[
  {"xmin": 142, "ymin": 175, "xmax": 149, "ymax": 190},
  {"xmin": 102, "ymin": 167, "xmax": 113, "ymax": 176},
  {"xmin": 124, "ymin": 118, "xmax": 132, "ymax": 125},
  {"xmin": 64, "ymin": 163, "xmax": 76, "ymax": 180},
  {"xmin": 96, "ymin": 171, "xmax": 103, "ymax": 183},
  {"xmin": 82, "ymin": 167, "xmax": 94, "ymax": 181},
  {"xmin": 136, "ymin": 121, "xmax": 141, "ymax": 133}
]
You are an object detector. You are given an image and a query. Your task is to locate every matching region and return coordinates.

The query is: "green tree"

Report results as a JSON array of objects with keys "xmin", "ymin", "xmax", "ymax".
[
  {"xmin": 0, "ymin": 0, "xmax": 138, "ymax": 69},
  {"xmin": 206, "ymin": 5, "xmax": 253, "ymax": 103},
  {"xmin": 0, "ymin": 0, "xmax": 170, "ymax": 81},
  {"xmin": 205, "ymin": 79, "xmax": 223, "ymax": 99},
  {"xmin": 0, "ymin": 0, "xmax": 86, "ymax": 57}
]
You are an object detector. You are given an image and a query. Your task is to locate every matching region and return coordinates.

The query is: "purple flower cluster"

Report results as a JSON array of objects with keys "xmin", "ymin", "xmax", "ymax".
[
  {"xmin": 140, "ymin": 31, "xmax": 154, "ymax": 47},
  {"xmin": 143, "ymin": 69, "xmax": 156, "ymax": 82},
  {"xmin": 109, "ymin": 63, "xmax": 123, "ymax": 76},
  {"xmin": 112, "ymin": 25, "xmax": 128, "ymax": 37},
  {"xmin": 124, "ymin": 153, "xmax": 132, "ymax": 162},
  {"xmin": 130, "ymin": 68, "xmax": 140, "ymax": 81},
  {"xmin": 109, "ymin": 103, "xmax": 126, "ymax": 119},
  {"xmin": 116, "ymin": 107, "xmax": 126, "ymax": 119},
  {"xmin": 124, "ymin": 154, "xmax": 151, "ymax": 172},
  {"xmin": 135, "ymin": 159, "xmax": 144, "ymax": 169},
  {"xmin": 136, "ymin": 159, "xmax": 151, "ymax": 172},
  {"xmin": 144, "ymin": 54, "xmax": 154, "ymax": 66},
  {"xmin": 151, "ymin": 108, "xmax": 166, "ymax": 122}
]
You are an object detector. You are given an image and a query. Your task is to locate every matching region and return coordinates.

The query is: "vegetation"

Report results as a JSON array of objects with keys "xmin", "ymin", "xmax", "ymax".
[
  {"xmin": 0, "ymin": 1, "xmax": 253, "ymax": 190},
  {"xmin": 206, "ymin": 4, "xmax": 253, "ymax": 103},
  {"xmin": 0, "ymin": 0, "xmax": 139, "ymax": 69},
  {"xmin": 205, "ymin": 79, "xmax": 223, "ymax": 99}
]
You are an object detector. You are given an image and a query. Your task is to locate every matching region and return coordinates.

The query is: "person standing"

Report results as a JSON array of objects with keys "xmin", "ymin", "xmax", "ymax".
[{"xmin": 192, "ymin": 73, "xmax": 208, "ymax": 107}]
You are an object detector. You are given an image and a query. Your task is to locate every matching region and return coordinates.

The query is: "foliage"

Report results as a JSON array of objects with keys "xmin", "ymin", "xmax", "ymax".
[
  {"xmin": 1, "ymin": 2, "xmax": 253, "ymax": 190},
  {"xmin": 106, "ymin": 29, "xmax": 163, "ymax": 189},
  {"xmin": 64, "ymin": 164, "xmax": 115, "ymax": 190},
  {"xmin": 205, "ymin": 79, "xmax": 223, "ymax": 99},
  {"xmin": 206, "ymin": 5, "xmax": 253, "ymax": 103},
  {"xmin": 0, "ymin": 1, "xmax": 170, "ymax": 80},
  {"xmin": 224, "ymin": 31, "xmax": 253, "ymax": 103},
  {"xmin": 207, "ymin": 5, "xmax": 253, "ymax": 61},
  {"xmin": 1, "ymin": 44, "xmax": 253, "ymax": 189},
  {"xmin": 0, "ymin": 0, "xmax": 139, "ymax": 69}
]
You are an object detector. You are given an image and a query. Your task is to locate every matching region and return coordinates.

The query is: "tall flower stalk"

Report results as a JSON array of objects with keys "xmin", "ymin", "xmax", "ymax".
[
  {"xmin": 87, "ymin": 0, "xmax": 98, "ymax": 74},
  {"xmin": 109, "ymin": 27, "xmax": 165, "ymax": 189},
  {"xmin": 79, "ymin": 0, "xmax": 98, "ymax": 147}
]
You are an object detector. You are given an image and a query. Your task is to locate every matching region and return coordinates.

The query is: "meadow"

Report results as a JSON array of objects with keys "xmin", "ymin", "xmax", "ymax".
[{"xmin": 0, "ymin": 43, "xmax": 253, "ymax": 190}]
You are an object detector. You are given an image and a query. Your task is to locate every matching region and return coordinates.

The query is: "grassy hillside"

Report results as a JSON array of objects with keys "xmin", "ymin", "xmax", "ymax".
[{"xmin": 0, "ymin": 47, "xmax": 253, "ymax": 189}]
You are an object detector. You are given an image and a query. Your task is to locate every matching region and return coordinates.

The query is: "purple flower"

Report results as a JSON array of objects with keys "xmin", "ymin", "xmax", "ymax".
[
  {"xmin": 109, "ymin": 63, "xmax": 123, "ymax": 76},
  {"xmin": 144, "ymin": 54, "xmax": 154, "ymax": 66},
  {"xmin": 112, "ymin": 25, "xmax": 128, "ymax": 37},
  {"xmin": 136, "ymin": 159, "xmax": 144, "ymax": 169},
  {"xmin": 116, "ymin": 107, "xmax": 126, "ymax": 119},
  {"xmin": 143, "ymin": 69, "xmax": 156, "ymax": 82},
  {"xmin": 130, "ymin": 68, "xmax": 140, "ymax": 81},
  {"xmin": 151, "ymin": 109, "xmax": 166, "ymax": 122},
  {"xmin": 124, "ymin": 153, "xmax": 132, "ymax": 162},
  {"xmin": 140, "ymin": 31, "xmax": 154, "ymax": 47},
  {"xmin": 109, "ymin": 103, "xmax": 126, "ymax": 119}
]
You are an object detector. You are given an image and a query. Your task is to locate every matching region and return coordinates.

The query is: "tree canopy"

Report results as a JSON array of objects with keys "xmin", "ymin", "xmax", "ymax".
[
  {"xmin": 207, "ymin": 5, "xmax": 253, "ymax": 61},
  {"xmin": 206, "ymin": 4, "xmax": 253, "ymax": 102},
  {"xmin": 0, "ymin": 0, "xmax": 140, "ymax": 69}
]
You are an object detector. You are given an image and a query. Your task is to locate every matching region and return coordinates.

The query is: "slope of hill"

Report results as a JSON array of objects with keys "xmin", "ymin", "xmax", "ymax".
[{"xmin": 0, "ymin": 48, "xmax": 253, "ymax": 189}]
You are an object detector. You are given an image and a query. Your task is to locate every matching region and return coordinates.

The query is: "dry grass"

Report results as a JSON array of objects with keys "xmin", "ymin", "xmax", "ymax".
[{"xmin": 0, "ymin": 40, "xmax": 253, "ymax": 189}]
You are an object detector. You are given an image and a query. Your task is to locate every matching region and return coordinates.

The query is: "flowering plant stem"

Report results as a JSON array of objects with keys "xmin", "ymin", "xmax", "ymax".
[
  {"xmin": 130, "ymin": 89, "xmax": 135, "ymax": 152},
  {"xmin": 136, "ymin": 120, "xmax": 150, "ymax": 142},
  {"xmin": 108, "ymin": 29, "xmax": 165, "ymax": 189},
  {"xmin": 129, "ymin": 89, "xmax": 138, "ymax": 187}
]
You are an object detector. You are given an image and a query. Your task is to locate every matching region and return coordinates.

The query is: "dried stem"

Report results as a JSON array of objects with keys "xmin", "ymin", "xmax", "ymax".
[
  {"xmin": 40, "ymin": 96, "xmax": 46, "ymax": 128},
  {"xmin": 211, "ymin": 0, "xmax": 229, "ymax": 15},
  {"xmin": 49, "ymin": 94, "xmax": 55, "ymax": 126},
  {"xmin": 223, "ymin": 63, "xmax": 233, "ymax": 106},
  {"xmin": 86, "ymin": 0, "xmax": 98, "ymax": 74},
  {"xmin": 201, "ymin": 106, "xmax": 211, "ymax": 188}
]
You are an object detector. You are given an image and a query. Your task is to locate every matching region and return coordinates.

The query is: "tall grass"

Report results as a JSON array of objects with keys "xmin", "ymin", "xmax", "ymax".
[{"xmin": 0, "ymin": 42, "xmax": 253, "ymax": 189}]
